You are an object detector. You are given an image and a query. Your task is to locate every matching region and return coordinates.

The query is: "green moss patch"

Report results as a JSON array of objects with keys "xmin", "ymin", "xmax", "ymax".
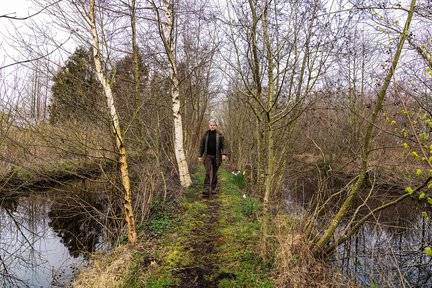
[{"xmin": 73, "ymin": 165, "xmax": 275, "ymax": 287}]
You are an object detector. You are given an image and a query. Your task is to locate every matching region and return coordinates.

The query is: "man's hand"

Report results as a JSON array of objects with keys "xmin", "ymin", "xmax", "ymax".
[
  {"xmin": 222, "ymin": 155, "xmax": 228, "ymax": 161},
  {"xmin": 198, "ymin": 157, "xmax": 203, "ymax": 163}
]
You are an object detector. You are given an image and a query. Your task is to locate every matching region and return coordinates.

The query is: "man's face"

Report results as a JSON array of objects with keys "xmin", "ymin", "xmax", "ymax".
[{"xmin": 209, "ymin": 123, "xmax": 217, "ymax": 131}]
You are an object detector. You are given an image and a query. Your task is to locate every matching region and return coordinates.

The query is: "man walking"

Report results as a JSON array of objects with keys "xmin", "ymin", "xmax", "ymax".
[{"xmin": 198, "ymin": 119, "xmax": 228, "ymax": 197}]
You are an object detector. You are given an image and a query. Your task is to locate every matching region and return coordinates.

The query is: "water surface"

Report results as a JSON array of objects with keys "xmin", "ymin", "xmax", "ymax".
[
  {"xmin": 0, "ymin": 179, "xmax": 113, "ymax": 287},
  {"xmin": 285, "ymin": 178, "xmax": 432, "ymax": 287}
]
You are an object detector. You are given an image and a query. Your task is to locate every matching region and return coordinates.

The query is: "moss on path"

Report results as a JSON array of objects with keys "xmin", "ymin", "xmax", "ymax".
[
  {"xmin": 72, "ymin": 166, "xmax": 275, "ymax": 287},
  {"xmin": 172, "ymin": 192, "xmax": 223, "ymax": 287},
  {"xmin": 123, "ymin": 166, "xmax": 274, "ymax": 287}
]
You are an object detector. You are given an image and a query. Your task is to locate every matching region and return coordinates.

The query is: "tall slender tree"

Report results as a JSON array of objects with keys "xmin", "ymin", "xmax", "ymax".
[
  {"xmin": 130, "ymin": 0, "xmax": 145, "ymax": 147},
  {"xmin": 85, "ymin": 0, "xmax": 137, "ymax": 244},
  {"xmin": 312, "ymin": 0, "xmax": 417, "ymax": 256},
  {"xmin": 225, "ymin": 0, "xmax": 326, "ymax": 255},
  {"xmin": 151, "ymin": 0, "xmax": 192, "ymax": 188}
]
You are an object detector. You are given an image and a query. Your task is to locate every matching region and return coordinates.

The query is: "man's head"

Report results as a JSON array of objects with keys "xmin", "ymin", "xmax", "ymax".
[{"xmin": 209, "ymin": 119, "xmax": 217, "ymax": 131}]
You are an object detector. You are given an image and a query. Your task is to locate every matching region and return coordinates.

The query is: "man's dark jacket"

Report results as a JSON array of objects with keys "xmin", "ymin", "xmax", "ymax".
[{"xmin": 199, "ymin": 130, "xmax": 227, "ymax": 167}]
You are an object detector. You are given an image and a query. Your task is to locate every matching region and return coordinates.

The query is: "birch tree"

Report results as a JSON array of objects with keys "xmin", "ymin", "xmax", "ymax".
[
  {"xmin": 84, "ymin": 0, "xmax": 137, "ymax": 244},
  {"xmin": 150, "ymin": 0, "xmax": 192, "ymax": 188}
]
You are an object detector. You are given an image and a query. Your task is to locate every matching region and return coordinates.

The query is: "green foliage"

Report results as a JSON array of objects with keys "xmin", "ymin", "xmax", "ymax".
[
  {"xmin": 144, "ymin": 277, "xmax": 178, "ymax": 288},
  {"xmin": 163, "ymin": 242, "xmax": 190, "ymax": 268},
  {"xmin": 370, "ymin": 277, "xmax": 380, "ymax": 288},
  {"xmin": 217, "ymin": 271, "xmax": 274, "ymax": 288},
  {"xmin": 126, "ymin": 266, "xmax": 178, "ymax": 288},
  {"xmin": 390, "ymin": 108, "xmax": 431, "ymax": 167},
  {"xmin": 146, "ymin": 214, "xmax": 173, "ymax": 237},
  {"xmin": 111, "ymin": 52, "xmax": 149, "ymax": 124},
  {"xmin": 427, "ymin": 67, "xmax": 432, "ymax": 77},
  {"xmin": 215, "ymin": 169, "xmax": 274, "ymax": 287},
  {"xmin": 231, "ymin": 170, "xmax": 246, "ymax": 189},
  {"xmin": 388, "ymin": 103, "xmax": 432, "ymax": 208},
  {"xmin": 405, "ymin": 187, "xmax": 414, "ymax": 195},
  {"xmin": 121, "ymin": 252, "xmax": 146, "ymax": 288},
  {"xmin": 425, "ymin": 247, "xmax": 432, "ymax": 256},
  {"xmin": 411, "ymin": 151, "xmax": 420, "ymax": 159},
  {"xmin": 241, "ymin": 196, "xmax": 261, "ymax": 220},
  {"xmin": 216, "ymin": 248, "xmax": 274, "ymax": 288},
  {"xmin": 50, "ymin": 46, "xmax": 104, "ymax": 124},
  {"xmin": 144, "ymin": 198, "xmax": 179, "ymax": 236}
]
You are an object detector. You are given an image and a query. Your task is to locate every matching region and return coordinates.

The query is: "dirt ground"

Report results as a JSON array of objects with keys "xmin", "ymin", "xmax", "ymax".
[{"xmin": 174, "ymin": 194, "xmax": 234, "ymax": 287}]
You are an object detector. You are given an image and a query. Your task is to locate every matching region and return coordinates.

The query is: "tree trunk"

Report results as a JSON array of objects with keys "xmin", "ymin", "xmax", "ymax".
[
  {"xmin": 130, "ymin": 0, "xmax": 144, "ymax": 149},
  {"xmin": 156, "ymin": 0, "xmax": 192, "ymax": 188},
  {"xmin": 88, "ymin": 0, "xmax": 137, "ymax": 244},
  {"xmin": 260, "ymin": 3, "xmax": 275, "ymax": 256},
  {"xmin": 312, "ymin": 0, "xmax": 416, "ymax": 256}
]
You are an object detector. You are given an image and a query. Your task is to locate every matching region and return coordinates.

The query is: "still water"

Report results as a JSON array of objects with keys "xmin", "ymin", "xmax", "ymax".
[
  {"xmin": 286, "ymin": 179, "xmax": 432, "ymax": 287},
  {"xmin": 0, "ymin": 179, "xmax": 114, "ymax": 287},
  {"xmin": 337, "ymin": 201, "xmax": 432, "ymax": 287}
]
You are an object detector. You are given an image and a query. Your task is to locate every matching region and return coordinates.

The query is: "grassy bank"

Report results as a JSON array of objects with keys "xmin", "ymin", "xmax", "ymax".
[
  {"xmin": 0, "ymin": 159, "xmax": 108, "ymax": 192},
  {"xmin": 72, "ymin": 165, "xmax": 275, "ymax": 287}
]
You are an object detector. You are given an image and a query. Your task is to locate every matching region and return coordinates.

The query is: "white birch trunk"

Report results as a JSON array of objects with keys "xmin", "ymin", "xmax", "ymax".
[
  {"xmin": 88, "ymin": 0, "xmax": 137, "ymax": 243},
  {"xmin": 159, "ymin": 0, "xmax": 192, "ymax": 188}
]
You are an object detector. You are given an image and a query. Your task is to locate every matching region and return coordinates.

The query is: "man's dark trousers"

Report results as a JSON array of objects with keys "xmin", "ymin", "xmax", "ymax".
[{"xmin": 204, "ymin": 155, "xmax": 218, "ymax": 194}]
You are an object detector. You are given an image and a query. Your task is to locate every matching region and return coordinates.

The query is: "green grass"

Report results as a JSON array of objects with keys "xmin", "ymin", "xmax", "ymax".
[
  {"xmin": 115, "ymin": 165, "xmax": 275, "ymax": 287},
  {"xmin": 215, "ymin": 168, "xmax": 274, "ymax": 288},
  {"xmin": 230, "ymin": 170, "xmax": 247, "ymax": 189},
  {"xmin": 120, "ymin": 252, "xmax": 146, "ymax": 288},
  {"xmin": 146, "ymin": 214, "xmax": 175, "ymax": 237}
]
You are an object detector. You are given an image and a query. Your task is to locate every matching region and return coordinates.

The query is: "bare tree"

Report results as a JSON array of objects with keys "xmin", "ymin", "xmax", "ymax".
[
  {"xmin": 312, "ymin": 0, "xmax": 417, "ymax": 256},
  {"xmin": 150, "ymin": 0, "xmax": 192, "ymax": 188},
  {"xmin": 79, "ymin": 0, "xmax": 137, "ymax": 244},
  {"xmin": 224, "ymin": 0, "xmax": 331, "ymax": 255}
]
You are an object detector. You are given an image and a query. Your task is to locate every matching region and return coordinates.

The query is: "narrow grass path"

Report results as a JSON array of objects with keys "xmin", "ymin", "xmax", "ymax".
[
  {"xmin": 173, "ymin": 189, "xmax": 223, "ymax": 287},
  {"xmin": 128, "ymin": 165, "xmax": 275, "ymax": 287},
  {"xmin": 72, "ymin": 165, "xmax": 275, "ymax": 287}
]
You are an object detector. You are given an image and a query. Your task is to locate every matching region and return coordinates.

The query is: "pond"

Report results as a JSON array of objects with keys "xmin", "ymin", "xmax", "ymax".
[
  {"xmin": 336, "ymin": 201, "xmax": 432, "ymax": 287},
  {"xmin": 0, "ymin": 179, "xmax": 117, "ymax": 287},
  {"xmin": 285, "ymin": 178, "xmax": 432, "ymax": 287}
]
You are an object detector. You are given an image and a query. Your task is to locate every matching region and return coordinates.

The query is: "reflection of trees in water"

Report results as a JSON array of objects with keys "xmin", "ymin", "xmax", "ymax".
[
  {"xmin": 286, "ymin": 173, "xmax": 432, "ymax": 286},
  {"xmin": 337, "ymin": 208, "xmax": 432, "ymax": 287},
  {"xmin": 48, "ymin": 179, "xmax": 119, "ymax": 257},
  {"xmin": 1, "ymin": 193, "xmax": 48, "ymax": 287},
  {"xmin": 0, "ymin": 194, "xmax": 19, "ymax": 212},
  {"xmin": 0, "ymin": 179, "xmax": 123, "ymax": 286}
]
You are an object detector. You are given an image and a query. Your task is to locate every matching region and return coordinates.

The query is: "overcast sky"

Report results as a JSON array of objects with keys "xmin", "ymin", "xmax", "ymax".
[
  {"xmin": 1, "ymin": 0, "xmax": 39, "ymax": 66},
  {"xmin": 0, "ymin": 0, "xmax": 33, "ymax": 18},
  {"xmin": 0, "ymin": 0, "xmax": 54, "ymax": 105}
]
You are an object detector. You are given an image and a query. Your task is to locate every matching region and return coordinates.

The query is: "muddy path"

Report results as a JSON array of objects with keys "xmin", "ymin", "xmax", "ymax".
[{"xmin": 174, "ymin": 195, "xmax": 232, "ymax": 287}]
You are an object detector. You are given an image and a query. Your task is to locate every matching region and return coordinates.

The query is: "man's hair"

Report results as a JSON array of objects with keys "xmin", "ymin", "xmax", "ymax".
[{"xmin": 209, "ymin": 119, "xmax": 217, "ymax": 125}]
